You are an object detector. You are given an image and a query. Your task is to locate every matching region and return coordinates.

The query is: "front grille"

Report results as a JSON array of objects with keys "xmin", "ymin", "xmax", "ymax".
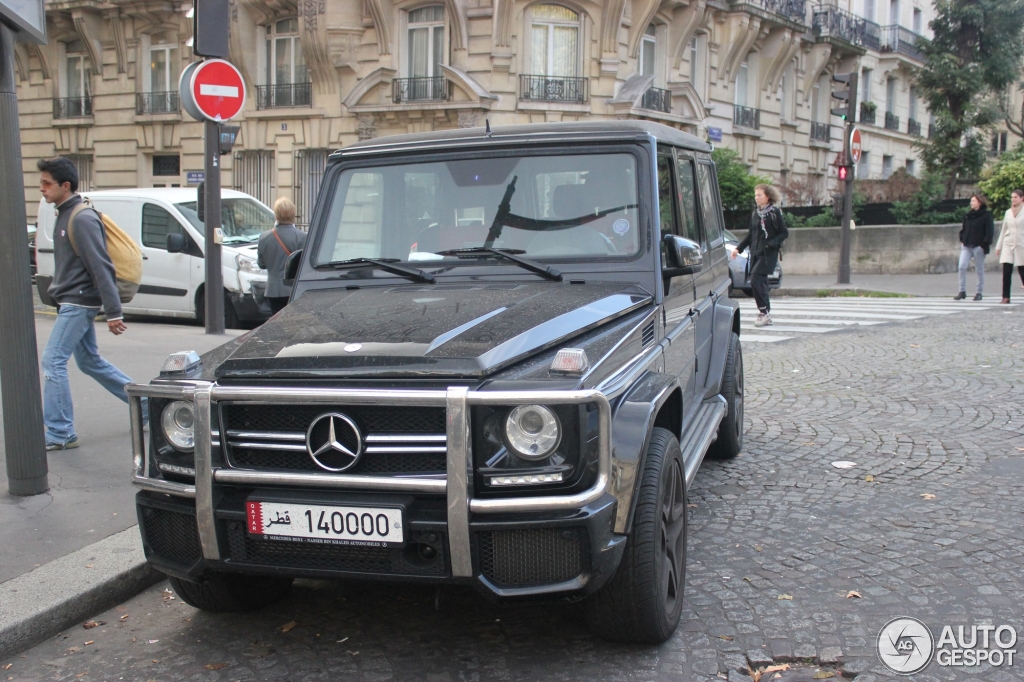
[
  {"xmin": 139, "ymin": 505, "xmax": 202, "ymax": 567},
  {"xmin": 221, "ymin": 404, "xmax": 447, "ymax": 475},
  {"xmin": 478, "ymin": 528, "xmax": 588, "ymax": 587},
  {"xmin": 224, "ymin": 522, "xmax": 447, "ymax": 576}
]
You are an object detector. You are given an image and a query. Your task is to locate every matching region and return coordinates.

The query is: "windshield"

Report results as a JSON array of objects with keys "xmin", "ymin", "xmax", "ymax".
[
  {"xmin": 176, "ymin": 198, "xmax": 275, "ymax": 244},
  {"xmin": 314, "ymin": 152, "xmax": 640, "ymax": 266}
]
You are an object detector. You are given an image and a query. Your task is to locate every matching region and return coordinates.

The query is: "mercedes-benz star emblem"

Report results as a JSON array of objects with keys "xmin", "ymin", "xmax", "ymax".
[{"xmin": 306, "ymin": 413, "xmax": 363, "ymax": 472}]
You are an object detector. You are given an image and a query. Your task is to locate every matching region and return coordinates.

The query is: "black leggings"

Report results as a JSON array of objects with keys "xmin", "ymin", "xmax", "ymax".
[{"xmin": 1002, "ymin": 263, "xmax": 1024, "ymax": 299}]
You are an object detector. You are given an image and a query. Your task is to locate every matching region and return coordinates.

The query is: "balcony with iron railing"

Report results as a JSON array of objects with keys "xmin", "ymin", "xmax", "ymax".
[
  {"xmin": 862, "ymin": 19, "xmax": 882, "ymax": 50},
  {"xmin": 907, "ymin": 118, "xmax": 922, "ymax": 137},
  {"xmin": 812, "ymin": 5, "xmax": 868, "ymax": 48},
  {"xmin": 519, "ymin": 75, "xmax": 588, "ymax": 103},
  {"xmin": 136, "ymin": 91, "xmax": 179, "ymax": 115},
  {"xmin": 393, "ymin": 77, "xmax": 450, "ymax": 103},
  {"xmin": 734, "ymin": 104, "xmax": 761, "ymax": 130},
  {"xmin": 640, "ymin": 87, "xmax": 671, "ymax": 113},
  {"xmin": 256, "ymin": 82, "xmax": 312, "ymax": 110},
  {"xmin": 880, "ymin": 25, "xmax": 924, "ymax": 61},
  {"xmin": 860, "ymin": 102, "xmax": 877, "ymax": 125},
  {"xmin": 884, "ymin": 111, "xmax": 900, "ymax": 131},
  {"xmin": 53, "ymin": 96, "xmax": 93, "ymax": 119},
  {"xmin": 810, "ymin": 121, "xmax": 831, "ymax": 142},
  {"xmin": 731, "ymin": 0, "xmax": 807, "ymax": 25}
]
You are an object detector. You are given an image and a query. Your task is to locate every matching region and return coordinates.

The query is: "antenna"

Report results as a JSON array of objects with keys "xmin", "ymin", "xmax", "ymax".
[{"xmin": 485, "ymin": 119, "xmax": 492, "ymax": 137}]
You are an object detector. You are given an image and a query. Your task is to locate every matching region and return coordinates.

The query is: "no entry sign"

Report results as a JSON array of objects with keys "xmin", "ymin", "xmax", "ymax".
[
  {"xmin": 179, "ymin": 59, "xmax": 246, "ymax": 122},
  {"xmin": 849, "ymin": 127, "xmax": 863, "ymax": 165}
]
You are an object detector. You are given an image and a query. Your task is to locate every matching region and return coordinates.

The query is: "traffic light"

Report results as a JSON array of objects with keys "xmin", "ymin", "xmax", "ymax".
[
  {"xmin": 838, "ymin": 165, "xmax": 849, "ymax": 181},
  {"xmin": 192, "ymin": 0, "xmax": 229, "ymax": 58},
  {"xmin": 831, "ymin": 72, "xmax": 858, "ymax": 121}
]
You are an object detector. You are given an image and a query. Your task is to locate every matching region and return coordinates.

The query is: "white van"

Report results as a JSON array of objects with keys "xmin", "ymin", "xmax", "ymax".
[{"xmin": 35, "ymin": 188, "xmax": 274, "ymax": 327}]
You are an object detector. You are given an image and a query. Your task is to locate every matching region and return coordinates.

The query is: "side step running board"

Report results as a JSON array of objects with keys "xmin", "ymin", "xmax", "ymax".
[{"xmin": 681, "ymin": 395, "xmax": 728, "ymax": 489}]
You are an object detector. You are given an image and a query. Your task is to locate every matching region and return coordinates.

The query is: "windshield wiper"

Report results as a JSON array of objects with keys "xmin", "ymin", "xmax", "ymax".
[
  {"xmin": 318, "ymin": 257, "xmax": 436, "ymax": 283},
  {"xmin": 436, "ymin": 247, "xmax": 562, "ymax": 282}
]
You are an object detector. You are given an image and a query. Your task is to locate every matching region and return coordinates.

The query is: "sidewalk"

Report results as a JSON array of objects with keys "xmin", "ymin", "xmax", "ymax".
[{"xmin": 777, "ymin": 272, "xmax": 978, "ymax": 298}]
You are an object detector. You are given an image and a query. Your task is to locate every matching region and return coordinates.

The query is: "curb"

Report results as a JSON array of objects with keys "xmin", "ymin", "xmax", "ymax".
[
  {"xmin": 773, "ymin": 287, "xmax": 915, "ymax": 298},
  {"xmin": 0, "ymin": 526, "xmax": 162, "ymax": 661}
]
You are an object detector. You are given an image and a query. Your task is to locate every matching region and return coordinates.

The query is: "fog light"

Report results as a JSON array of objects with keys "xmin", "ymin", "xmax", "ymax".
[
  {"xmin": 489, "ymin": 472, "xmax": 564, "ymax": 486},
  {"xmin": 504, "ymin": 405, "xmax": 560, "ymax": 459},
  {"xmin": 161, "ymin": 400, "xmax": 195, "ymax": 451}
]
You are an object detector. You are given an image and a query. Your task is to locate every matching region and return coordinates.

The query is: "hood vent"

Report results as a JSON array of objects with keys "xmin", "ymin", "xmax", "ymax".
[{"xmin": 641, "ymin": 321, "xmax": 655, "ymax": 348}]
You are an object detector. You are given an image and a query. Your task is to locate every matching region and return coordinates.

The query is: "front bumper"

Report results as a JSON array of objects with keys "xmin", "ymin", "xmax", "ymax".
[
  {"xmin": 228, "ymin": 287, "xmax": 272, "ymax": 322},
  {"xmin": 127, "ymin": 384, "xmax": 621, "ymax": 599}
]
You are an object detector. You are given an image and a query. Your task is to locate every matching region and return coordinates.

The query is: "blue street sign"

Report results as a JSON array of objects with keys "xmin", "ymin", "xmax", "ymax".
[
  {"xmin": 707, "ymin": 127, "xmax": 723, "ymax": 142},
  {"xmin": 187, "ymin": 171, "xmax": 205, "ymax": 185}
]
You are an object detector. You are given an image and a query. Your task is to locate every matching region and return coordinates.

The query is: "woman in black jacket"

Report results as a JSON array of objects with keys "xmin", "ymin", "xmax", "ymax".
[
  {"xmin": 953, "ymin": 194, "xmax": 994, "ymax": 301},
  {"xmin": 732, "ymin": 184, "xmax": 789, "ymax": 326}
]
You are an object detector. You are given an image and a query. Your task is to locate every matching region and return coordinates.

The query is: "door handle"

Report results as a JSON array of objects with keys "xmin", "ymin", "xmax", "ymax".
[{"xmin": 143, "ymin": 255, "xmax": 149, "ymax": 260}]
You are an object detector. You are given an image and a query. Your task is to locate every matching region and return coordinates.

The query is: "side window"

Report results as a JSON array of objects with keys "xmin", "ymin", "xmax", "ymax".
[
  {"xmin": 696, "ymin": 163, "xmax": 723, "ymax": 245},
  {"xmin": 674, "ymin": 155, "xmax": 700, "ymax": 245},
  {"xmin": 657, "ymin": 152, "xmax": 677, "ymax": 241},
  {"xmin": 141, "ymin": 203, "xmax": 184, "ymax": 249}
]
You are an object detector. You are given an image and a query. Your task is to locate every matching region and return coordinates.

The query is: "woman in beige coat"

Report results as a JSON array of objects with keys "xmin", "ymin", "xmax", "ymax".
[{"xmin": 996, "ymin": 188, "xmax": 1024, "ymax": 303}]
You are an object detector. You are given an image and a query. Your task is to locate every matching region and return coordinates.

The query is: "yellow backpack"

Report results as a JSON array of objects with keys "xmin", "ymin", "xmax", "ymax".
[{"xmin": 67, "ymin": 200, "xmax": 143, "ymax": 304}]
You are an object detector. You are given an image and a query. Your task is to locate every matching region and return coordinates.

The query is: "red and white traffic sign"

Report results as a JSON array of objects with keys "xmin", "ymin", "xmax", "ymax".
[
  {"xmin": 849, "ymin": 127, "xmax": 863, "ymax": 165},
  {"xmin": 180, "ymin": 59, "xmax": 246, "ymax": 122}
]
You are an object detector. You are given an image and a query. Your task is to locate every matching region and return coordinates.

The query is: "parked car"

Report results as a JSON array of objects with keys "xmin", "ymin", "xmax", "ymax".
[
  {"xmin": 723, "ymin": 227, "xmax": 782, "ymax": 297},
  {"xmin": 124, "ymin": 121, "xmax": 745, "ymax": 645},
  {"xmin": 34, "ymin": 188, "xmax": 273, "ymax": 327}
]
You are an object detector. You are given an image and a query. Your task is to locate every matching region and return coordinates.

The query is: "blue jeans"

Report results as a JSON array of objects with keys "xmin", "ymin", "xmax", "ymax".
[
  {"xmin": 41, "ymin": 306, "xmax": 135, "ymax": 445},
  {"xmin": 958, "ymin": 245, "xmax": 985, "ymax": 295}
]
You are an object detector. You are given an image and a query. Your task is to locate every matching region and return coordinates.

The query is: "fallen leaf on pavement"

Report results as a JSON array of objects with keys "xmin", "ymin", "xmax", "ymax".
[
  {"xmin": 921, "ymin": 493, "xmax": 936, "ymax": 500},
  {"xmin": 754, "ymin": 545, "xmax": 763, "ymax": 552},
  {"xmin": 66, "ymin": 647, "xmax": 82, "ymax": 652},
  {"xmin": 813, "ymin": 672, "xmax": 835, "ymax": 679},
  {"xmin": 846, "ymin": 590, "xmax": 862, "ymax": 598},
  {"xmin": 85, "ymin": 564, "xmax": 94, "ymax": 569},
  {"xmin": 75, "ymin": 673, "xmax": 88, "ymax": 678},
  {"xmin": 204, "ymin": 663, "xmax": 229, "ymax": 670},
  {"xmin": 82, "ymin": 621, "xmax": 104, "ymax": 629},
  {"xmin": 865, "ymin": 475, "xmax": 874, "ymax": 482},
  {"xmin": 152, "ymin": 660, "xmax": 158, "ymax": 663},
  {"xmin": 777, "ymin": 594, "xmax": 793, "ymax": 600},
  {"xmin": 764, "ymin": 664, "xmax": 791, "ymax": 673},
  {"xmin": 719, "ymin": 635, "xmax": 734, "ymax": 641},
  {"xmin": 910, "ymin": 344, "xmax": 919, "ymax": 348},
  {"xmin": 281, "ymin": 621, "xmax": 297, "ymax": 633}
]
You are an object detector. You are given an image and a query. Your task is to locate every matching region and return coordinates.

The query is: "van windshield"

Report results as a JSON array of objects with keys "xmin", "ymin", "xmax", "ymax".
[
  {"xmin": 314, "ymin": 152, "xmax": 640, "ymax": 266},
  {"xmin": 176, "ymin": 198, "xmax": 275, "ymax": 244}
]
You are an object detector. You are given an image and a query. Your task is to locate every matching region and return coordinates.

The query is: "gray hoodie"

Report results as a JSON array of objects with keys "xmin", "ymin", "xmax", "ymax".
[{"xmin": 47, "ymin": 194, "xmax": 123, "ymax": 319}]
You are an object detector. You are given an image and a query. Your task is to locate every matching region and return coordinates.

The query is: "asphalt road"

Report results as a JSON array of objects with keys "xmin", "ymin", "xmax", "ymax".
[
  {"xmin": 2, "ymin": 301, "xmax": 1023, "ymax": 681},
  {"xmin": 0, "ymin": 312, "xmax": 241, "ymax": 583}
]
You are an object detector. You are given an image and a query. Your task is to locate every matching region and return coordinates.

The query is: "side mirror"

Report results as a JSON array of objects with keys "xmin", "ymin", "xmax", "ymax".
[
  {"xmin": 662, "ymin": 234, "xmax": 702, "ymax": 277},
  {"xmin": 166, "ymin": 233, "xmax": 187, "ymax": 253},
  {"xmin": 282, "ymin": 248, "xmax": 303, "ymax": 286}
]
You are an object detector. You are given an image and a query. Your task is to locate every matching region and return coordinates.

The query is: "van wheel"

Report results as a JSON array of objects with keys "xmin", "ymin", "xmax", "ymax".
[
  {"xmin": 584, "ymin": 427, "xmax": 687, "ymax": 644},
  {"xmin": 708, "ymin": 332, "xmax": 743, "ymax": 459},
  {"xmin": 194, "ymin": 290, "xmax": 242, "ymax": 329},
  {"xmin": 167, "ymin": 574, "xmax": 293, "ymax": 612}
]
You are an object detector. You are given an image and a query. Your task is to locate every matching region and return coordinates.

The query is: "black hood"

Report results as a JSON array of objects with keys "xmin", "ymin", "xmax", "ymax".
[{"xmin": 215, "ymin": 282, "xmax": 651, "ymax": 379}]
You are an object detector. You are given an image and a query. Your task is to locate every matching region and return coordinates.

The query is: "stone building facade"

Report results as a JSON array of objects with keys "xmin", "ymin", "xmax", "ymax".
[{"xmin": 15, "ymin": 0, "xmax": 932, "ymax": 223}]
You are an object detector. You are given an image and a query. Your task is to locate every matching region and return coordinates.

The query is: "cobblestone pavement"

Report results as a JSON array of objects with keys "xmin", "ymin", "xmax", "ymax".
[{"xmin": 3, "ymin": 301, "xmax": 1023, "ymax": 682}]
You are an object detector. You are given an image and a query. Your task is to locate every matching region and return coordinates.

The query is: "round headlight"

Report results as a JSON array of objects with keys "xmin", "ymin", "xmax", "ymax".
[
  {"xmin": 505, "ymin": 405, "xmax": 560, "ymax": 460},
  {"xmin": 161, "ymin": 400, "xmax": 195, "ymax": 451}
]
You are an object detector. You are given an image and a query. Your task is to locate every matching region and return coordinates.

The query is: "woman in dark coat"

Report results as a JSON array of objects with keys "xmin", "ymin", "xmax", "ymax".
[
  {"xmin": 732, "ymin": 184, "xmax": 789, "ymax": 327},
  {"xmin": 954, "ymin": 194, "xmax": 994, "ymax": 301}
]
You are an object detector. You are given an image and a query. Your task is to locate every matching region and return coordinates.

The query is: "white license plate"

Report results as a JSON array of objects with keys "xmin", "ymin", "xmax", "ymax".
[{"xmin": 246, "ymin": 501, "xmax": 404, "ymax": 546}]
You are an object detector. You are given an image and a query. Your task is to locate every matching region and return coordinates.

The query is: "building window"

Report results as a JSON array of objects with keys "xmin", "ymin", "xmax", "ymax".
[
  {"xmin": 233, "ymin": 150, "xmax": 275, "ymax": 207},
  {"xmin": 864, "ymin": 0, "xmax": 875, "ymax": 21},
  {"xmin": 689, "ymin": 36, "xmax": 698, "ymax": 84},
  {"xmin": 885, "ymin": 77, "xmax": 896, "ymax": 113},
  {"xmin": 687, "ymin": 34, "xmax": 707, "ymax": 97},
  {"xmin": 137, "ymin": 42, "xmax": 180, "ymax": 114},
  {"xmin": 640, "ymin": 24, "xmax": 656, "ymax": 77},
  {"xmin": 259, "ymin": 18, "xmax": 310, "ymax": 108},
  {"xmin": 882, "ymin": 155, "xmax": 893, "ymax": 179},
  {"xmin": 908, "ymin": 86, "xmax": 917, "ymax": 121},
  {"xmin": 857, "ymin": 150, "xmax": 870, "ymax": 179},
  {"xmin": 861, "ymin": 68, "xmax": 872, "ymax": 104},
  {"xmin": 992, "ymin": 131, "xmax": 1008, "ymax": 156},
  {"xmin": 810, "ymin": 77, "xmax": 821, "ymax": 122},
  {"xmin": 889, "ymin": 0, "xmax": 899, "ymax": 25},
  {"xmin": 153, "ymin": 155, "xmax": 181, "ymax": 178},
  {"xmin": 63, "ymin": 154, "xmax": 93, "ymax": 191},
  {"xmin": 55, "ymin": 41, "xmax": 92, "ymax": 119},
  {"xmin": 520, "ymin": 5, "xmax": 585, "ymax": 103},
  {"xmin": 294, "ymin": 148, "xmax": 329, "ymax": 228},
  {"xmin": 912, "ymin": 8, "xmax": 922, "ymax": 33},
  {"xmin": 734, "ymin": 61, "xmax": 749, "ymax": 107},
  {"xmin": 394, "ymin": 6, "xmax": 448, "ymax": 102},
  {"xmin": 905, "ymin": 159, "xmax": 916, "ymax": 175}
]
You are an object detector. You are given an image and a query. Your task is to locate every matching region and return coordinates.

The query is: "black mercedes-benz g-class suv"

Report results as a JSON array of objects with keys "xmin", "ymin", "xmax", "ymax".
[{"xmin": 128, "ymin": 120, "xmax": 744, "ymax": 644}]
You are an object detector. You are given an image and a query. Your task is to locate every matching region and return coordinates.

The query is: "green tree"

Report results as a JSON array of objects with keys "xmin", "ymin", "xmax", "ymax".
[
  {"xmin": 712, "ymin": 147, "xmax": 769, "ymax": 212},
  {"xmin": 892, "ymin": 171, "xmax": 970, "ymax": 224},
  {"xmin": 978, "ymin": 142, "xmax": 1024, "ymax": 213},
  {"xmin": 914, "ymin": 0, "xmax": 1024, "ymax": 198}
]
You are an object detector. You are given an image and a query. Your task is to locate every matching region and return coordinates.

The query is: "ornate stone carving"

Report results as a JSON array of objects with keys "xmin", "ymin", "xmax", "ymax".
[
  {"xmin": 357, "ymin": 115, "xmax": 377, "ymax": 140},
  {"xmin": 458, "ymin": 111, "xmax": 479, "ymax": 128}
]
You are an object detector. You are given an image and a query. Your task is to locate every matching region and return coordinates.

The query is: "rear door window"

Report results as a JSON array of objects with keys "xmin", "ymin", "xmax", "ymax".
[{"xmin": 141, "ymin": 203, "xmax": 184, "ymax": 250}]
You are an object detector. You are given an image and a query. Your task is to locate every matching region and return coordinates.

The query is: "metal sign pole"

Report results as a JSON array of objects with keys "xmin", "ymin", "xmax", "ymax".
[
  {"xmin": 838, "ymin": 127, "xmax": 855, "ymax": 285},
  {"xmin": 0, "ymin": 23, "xmax": 48, "ymax": 495},
  {"xmin": 204, "ymin": 118, "xmax": 225, "ymax": 334}
]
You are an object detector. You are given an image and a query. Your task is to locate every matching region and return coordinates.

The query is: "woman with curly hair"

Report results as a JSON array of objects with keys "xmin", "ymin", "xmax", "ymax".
[{"xmin": 732, "ymin": 184, "xmax": 789, "ymax": 326}]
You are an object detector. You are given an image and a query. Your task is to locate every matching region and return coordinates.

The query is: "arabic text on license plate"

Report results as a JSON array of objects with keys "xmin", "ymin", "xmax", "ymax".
[{"xmin": 246, "ymin": 501, "xmax": 404, "ymax": 546}]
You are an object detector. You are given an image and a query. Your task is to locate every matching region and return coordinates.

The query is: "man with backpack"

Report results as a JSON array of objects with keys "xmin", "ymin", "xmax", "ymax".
[{"xmin": 37, "ymin": 157, "xmax": 140, "ymax": 450}]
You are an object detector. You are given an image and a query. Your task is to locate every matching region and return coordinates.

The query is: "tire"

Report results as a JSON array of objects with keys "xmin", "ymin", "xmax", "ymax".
[
  {"xmin": 708, "ymin": 332, "xmax": 743, "ymax": 459},
  {"xmin": 194, "ymin": 289, "xmax": 242, "ymax": 329},
  {"xmin": 168, "ymin": 573, "xmax": 293, "ymax": 612},
  {"xmin": 584, "ymin": 427, "xmax": 687, "ymax": 644}
]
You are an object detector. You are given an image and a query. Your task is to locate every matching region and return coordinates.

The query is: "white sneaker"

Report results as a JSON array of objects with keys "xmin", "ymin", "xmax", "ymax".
[{"xmin": 753, "ymin": 313, "xmax": 767, "ymax": 327}]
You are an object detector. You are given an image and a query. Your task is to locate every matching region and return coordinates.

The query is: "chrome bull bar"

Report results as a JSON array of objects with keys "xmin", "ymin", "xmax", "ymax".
[{"xmin": 126, "ymin": 383, "xmax": 612, "ymax": 578}]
